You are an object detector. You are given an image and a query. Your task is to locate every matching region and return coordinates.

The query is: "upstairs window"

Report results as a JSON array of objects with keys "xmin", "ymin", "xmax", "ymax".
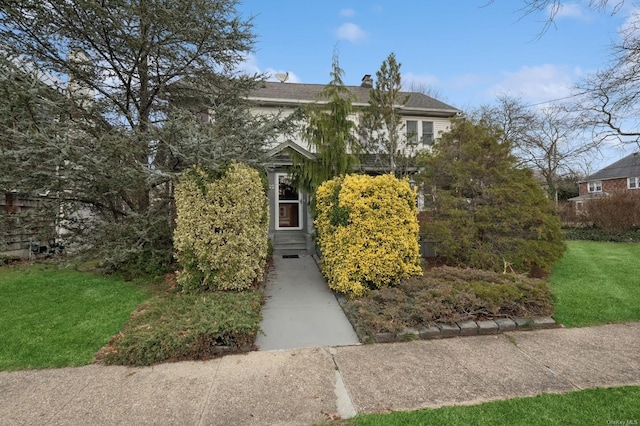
[
  {"xmin": 406, "ymin": 120, "xmax": 418, "ymax": 143},
  {"xmin": 422, "ymin": 121, "xmax": 434, "ymax": 145},
  {"xmin": 628, "ymin": 177, "xmax": 640, "ymax": 189},
  {"xmin": 406, "ymin": 120, "xmax": 435, "ymax": 145},
  {"xmin": 588, "ymin": 181, "xmax": 602, "ymax": 192}
]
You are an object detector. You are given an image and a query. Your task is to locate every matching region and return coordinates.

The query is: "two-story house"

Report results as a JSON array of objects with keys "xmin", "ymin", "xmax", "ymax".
[
  {"xmin": 570, "ymin": 151, "xmax": 640, "ymax": 213},
  {"xmin": 249, "ymin": 76, "xmax": 460, "ymax": 254}
]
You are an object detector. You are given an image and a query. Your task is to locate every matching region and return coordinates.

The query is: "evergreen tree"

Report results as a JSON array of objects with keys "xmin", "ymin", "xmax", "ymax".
[
  {"xmin": 359, "ymin": 52, "xmax": 412, "ymax": 176},
  {"xmin": 290, "ymin": 53, "xmax": 360, "ymax": 197},
  {"xmin": 419, "ymin": 116, "xmax": 565, "ymax": 275},
  {"xmin": 0, "ymin": 1, "xmax": 287, "ymax": 271}
]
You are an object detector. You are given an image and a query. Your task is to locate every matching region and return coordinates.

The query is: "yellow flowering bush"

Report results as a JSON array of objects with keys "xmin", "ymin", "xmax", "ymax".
[
  {"xmin": 174, "ymin": 163, "xmax": 269, "ymax": 292},
  {"xmin": 315, "ymin": 174, "xmax": 422, "ymax": 297}
]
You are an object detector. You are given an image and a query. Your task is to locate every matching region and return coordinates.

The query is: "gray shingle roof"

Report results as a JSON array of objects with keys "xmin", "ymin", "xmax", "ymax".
[
  {"xmin": 248, "ymin": 82, "xmax": 460, "ymax": 115},
  {"xmin": 587, "ymin": 152, "xmax": 640, "ymax": 181}
]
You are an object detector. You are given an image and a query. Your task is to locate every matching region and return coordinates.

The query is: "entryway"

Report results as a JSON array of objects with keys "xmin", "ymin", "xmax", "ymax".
[{"xmin": 275, "ymin": 173, "xmax": 302, "ymax": 230}]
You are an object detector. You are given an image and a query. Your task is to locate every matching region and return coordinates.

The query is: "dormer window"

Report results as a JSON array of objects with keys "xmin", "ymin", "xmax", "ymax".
[{"xmin": 588, "ymin": 181, "xmax": 602, "ymax": 192}]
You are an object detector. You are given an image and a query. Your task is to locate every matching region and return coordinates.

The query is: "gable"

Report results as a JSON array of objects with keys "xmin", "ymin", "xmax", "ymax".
[{"xmin": 265, "ymin": 141, "xmax": 315, "ymax": 167}]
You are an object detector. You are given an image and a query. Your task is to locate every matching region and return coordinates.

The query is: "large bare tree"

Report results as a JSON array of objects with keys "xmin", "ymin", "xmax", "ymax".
[
  {"xmin": 507, "ymin": 1, "xmax": 640, "ymax": 148},
  {"xmin": 479, "ymin": 96, "xmax": 599, "ymax": 204}
]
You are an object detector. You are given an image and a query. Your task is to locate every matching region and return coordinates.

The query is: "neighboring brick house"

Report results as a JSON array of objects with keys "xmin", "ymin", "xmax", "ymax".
[{"xmin": 570, "ymin": 151, "xmax": 640, "ymax": 213}]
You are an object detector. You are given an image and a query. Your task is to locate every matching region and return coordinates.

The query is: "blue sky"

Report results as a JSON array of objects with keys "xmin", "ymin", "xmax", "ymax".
[{"xmin": 236, "ymin": 1, "xmax": 637, "ymax": 169}]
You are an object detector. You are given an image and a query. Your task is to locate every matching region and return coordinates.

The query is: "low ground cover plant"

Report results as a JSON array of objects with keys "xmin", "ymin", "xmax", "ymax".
[
  {"xmin": 0, "ymin": 263, "xmax": 148, "ymax": 371},
  {"xmin": 343, "ymin": 266, "xmax": 553, "ymax": 336},
  {"xmin": 98, "ymin": 289, "xmax": 262, "ymax": 366},
  {"xmin": 348, "ymin": 386, "xmax": 640, "ymax": 426}
]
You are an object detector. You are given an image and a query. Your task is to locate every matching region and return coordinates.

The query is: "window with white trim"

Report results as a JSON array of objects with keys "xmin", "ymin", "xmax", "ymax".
[
  {"xmin": 422, "ymin": 121, "xmax": 434, "ymax": 145},
  {"xmin": 588, "ymin": 181, "xmax": 602, "ymax": 192},
  {"xmin": 628, "ymin": 177, "xmax": 640, "ymax": 189},
  {"xmin": 406, "ymin": 120, "xmax": 435, "ymax": 145}
]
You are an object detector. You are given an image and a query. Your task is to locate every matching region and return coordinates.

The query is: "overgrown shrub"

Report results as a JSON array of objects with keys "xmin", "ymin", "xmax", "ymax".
[
  {"xmin": 173, "ymin": 163, "xmax": 268, "ymax": 292},
  {"xmin": 315, "ymin": 173, "xmax": 422, "ymax": 297},
  {"xmin": 419, "ymin": 117, "xmax": 566, "ymax": 276},
  {"xmin": 343, "ymin": 266, "xmax": 554, "ymax": 335},
  {"xmin": 98, "ymin": 290, "xmax": 263, "ymax": 366},
  {"xmin": 586, "ymin": 192, "xmax": 640, "ymax": 234}
]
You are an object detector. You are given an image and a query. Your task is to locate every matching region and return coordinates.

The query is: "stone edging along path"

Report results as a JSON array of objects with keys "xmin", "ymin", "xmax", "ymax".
[{"xmin": 354, "ymin": 316, "xmax": 559, "ymax": 344}]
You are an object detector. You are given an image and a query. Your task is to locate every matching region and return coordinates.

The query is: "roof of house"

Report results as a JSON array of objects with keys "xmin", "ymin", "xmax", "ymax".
[
  {"xmin": 586, "ymin": 152, "xmax": 640, "ymax": 181},
  {"xmin": 248, "ymin": 82, "xmax": 460, "ymax": 117}
]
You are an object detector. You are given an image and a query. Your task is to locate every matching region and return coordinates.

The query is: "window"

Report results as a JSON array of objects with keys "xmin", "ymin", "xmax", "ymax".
[
  {"xmin": 422, "ymin": 121, "xmax": 434, "ymax": 145},
  {"xmin": 588, "ymin": 181, "xmax": 602, "ymax": 192},
  {"xmin": 406, "ymin": 120, "xmax": 435, "ymax": 145},
  {"xmin": 406, "ymin": 120, "xmax": 418, "ymax": 143},
  {"xmin": 628, "ymin": 177, "xmax": 640, "ymax": 189}
]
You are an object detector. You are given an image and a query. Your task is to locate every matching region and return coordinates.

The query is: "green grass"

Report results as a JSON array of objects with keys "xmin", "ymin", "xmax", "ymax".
[
  {"xmin": 550, "ymin": 241, "xmax": 640, "ymax": 327},
  {"xmin": 347, "ymin": 386, "xmax": 640, "ymax": 426},
  {"xmin": 0, "ymin": 263, "xmax": 149, "ymax": 371}
]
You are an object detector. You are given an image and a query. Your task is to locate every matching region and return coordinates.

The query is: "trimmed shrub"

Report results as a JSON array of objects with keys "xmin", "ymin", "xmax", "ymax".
[
  {"xmin": 315, "ymin": 173, "xmax": 422, "ymax": 297},
  {"xmin": 173, "ymin": 163, "xmax": 268, "ymax": 292}
]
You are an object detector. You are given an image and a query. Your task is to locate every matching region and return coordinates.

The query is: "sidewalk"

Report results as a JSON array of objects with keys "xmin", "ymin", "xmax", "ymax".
[{"xmin": 1, "ymin": 322, "xmax": 639, "ymax": 425}]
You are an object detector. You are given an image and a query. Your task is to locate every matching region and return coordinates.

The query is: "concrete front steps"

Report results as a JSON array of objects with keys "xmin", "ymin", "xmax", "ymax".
[{"xmin": 271, "ymin": 231, "xmax": 314, "ymax": 256}]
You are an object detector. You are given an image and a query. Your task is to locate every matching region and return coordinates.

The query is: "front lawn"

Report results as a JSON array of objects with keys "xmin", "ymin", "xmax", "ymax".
[
  {"xmin": 0, "ymin": 264, "xmax": 148, "ymax": 371},
  {"xmin": 347, "ymin": 386, "xmax": 640, "ymax": 426},
  {"xmin": 0, "ymin": 262, "xmax": 264, "ymax": 369},
  {"xmin": 550, "ymin": 241, "xmax": 640, "ymax": 327}
]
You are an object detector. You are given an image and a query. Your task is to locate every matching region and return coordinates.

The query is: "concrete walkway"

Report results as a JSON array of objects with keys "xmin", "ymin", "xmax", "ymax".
[
  {"xmin": 1, "ymin": 323, "xmax": 639, "ymax": 425},
  {"xmin": 255, "ymin": 254, "xmax": 360, "ymax": 351}
]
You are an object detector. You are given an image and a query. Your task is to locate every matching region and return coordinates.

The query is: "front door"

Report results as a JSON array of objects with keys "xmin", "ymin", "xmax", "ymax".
[{"xmin": 275, "ymin": 173, "xmax": 303, "ymax": 230}]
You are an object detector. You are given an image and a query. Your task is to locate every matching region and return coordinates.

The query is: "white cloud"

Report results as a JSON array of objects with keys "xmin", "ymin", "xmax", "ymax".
[
  {"xmin": 236, "ymin": 53, "xmax": 261, "ymax": 75},
  {"xmin": 618, "ymin": 6, "xmax": 640, "ymax": 38},
  {"xmin": 550, "ymin": 3, "xmax": 591, "ymax": 21},
  {"xmin": 339, "ymin": 8, "xmax": 356, "ymax": 18},
  {"xmin": 335, "ymin": 22, "xmax": 367, "ymax": 43},
  {"xmin": 489, "ymin": 64, "xmax": 577, "ymax": 105}
]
